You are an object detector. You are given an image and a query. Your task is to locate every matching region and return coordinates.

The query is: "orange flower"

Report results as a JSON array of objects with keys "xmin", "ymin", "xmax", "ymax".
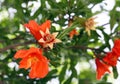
[
  {"xmin": 68, "ymin": 19, "xmax": 78, "ymax": 39},
  {"xmin": 38, "ymin": 28, "xmax": 61, "ymax": 49},
  {"xmin": 84, "ymin": 17, "xmax": 97, "ymax": 36},
  {"xmin": 103, "ymin": 52, "xmax": 118, "ymax": 66},
  {"xmin": 69, "ymin": 29, "xmax": 78, "ymax": 39},
  {"xmin": 14, "ymin": 47, "xmax": 49, "ymax": 79},
  {"xmin": 24, "ymin": 20, "xmax": 51, "ymax": 40},
  {"xmin": 95, "ymin": 58, "xmax": 110, "ymax": 80},
  {"xmin": 112, "ymin": 39, "xmax": 120, "ymax": 56}
]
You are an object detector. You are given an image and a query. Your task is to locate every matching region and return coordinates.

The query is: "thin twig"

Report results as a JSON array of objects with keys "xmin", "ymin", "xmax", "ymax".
[
  {"xmin": 90, "ymin": 4, "xmax": 96, "ymax": 9},
  {"xmin": 118, "ymin": 59, "xmax": 120, "ymax": 62},
  {"xmin": 101, "ymin": 23, "xmax": 109, "ymax": 27}
]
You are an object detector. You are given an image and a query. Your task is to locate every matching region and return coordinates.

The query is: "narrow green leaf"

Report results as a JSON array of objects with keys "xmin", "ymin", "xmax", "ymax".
[
  {"xmin": 46, "ymin": 69, "xmax": 57, "ymax": 77},
  {"xmin": 59, "ymin": 63, "xmax": 68, "ymax": 83},
  {"xmin": 113, "ymin": 66, "xmax": 118, "ymax": 79},
  {"xmin": 64, "ymin": 74, "xmax": 73, "ymax": 84}
]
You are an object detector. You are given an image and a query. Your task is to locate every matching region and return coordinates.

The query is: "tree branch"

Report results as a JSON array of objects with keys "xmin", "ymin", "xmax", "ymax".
[
  {"xmin": 0, "ymin": 40, "xmax": 4, "ymax": 43},
  {"xmin": 69, "ymin": 45, "xmax": 106, "ymax": 53},
  {"xmin": 0, "ymin": 40, "xmax": 35, "ymax": 53},
  {"xmin": 69, "ymin": 45, "xmax": 97, "ymax": 50}
]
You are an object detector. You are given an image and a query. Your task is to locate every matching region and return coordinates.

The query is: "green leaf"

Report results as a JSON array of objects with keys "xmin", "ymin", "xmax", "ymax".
[
  {"xmin": 109, "ymin": 6, "xmax": 117, "ymax": 29},
  {"xmin": 63, "ymin": 75, "xmax": 73, "ymax": 84},
  {"xmin": 46, "ymin": 69, "xmax": 58, "ymax": 77},
  {"xmin": 59, "ymin": 63, "xmax": 68, "ymax": 83},
  {"xmin": 113, "ymin": 66, "xmax": 118, "ymax": 79}
]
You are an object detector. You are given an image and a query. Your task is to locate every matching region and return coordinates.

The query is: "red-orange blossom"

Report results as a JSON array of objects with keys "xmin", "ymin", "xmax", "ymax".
[
  {"xmin": 24, "ymin": 20, "xmax": 61, "ymax": 49},
  {"xmin": 24, "ymin": 20, "xmax": 51, "ymax": 40},
  {"xmin": 14, "ymin": 47, "xmax": 49, "ymax": 79},
  {"xmin": 95, "ymin": 39, "xmax": 120, "ymax": 80}
]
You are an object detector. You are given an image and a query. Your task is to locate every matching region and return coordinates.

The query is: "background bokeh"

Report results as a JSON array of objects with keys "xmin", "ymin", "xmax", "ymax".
[{"xmin": 0, "ymin": 0, "xmax": 120, "ymax": 84}]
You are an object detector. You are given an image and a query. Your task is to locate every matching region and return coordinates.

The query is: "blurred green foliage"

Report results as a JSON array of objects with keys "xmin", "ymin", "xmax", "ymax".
[{"xmin": 0, "ymin": 0, "xmax": 120, "ymax": 84}]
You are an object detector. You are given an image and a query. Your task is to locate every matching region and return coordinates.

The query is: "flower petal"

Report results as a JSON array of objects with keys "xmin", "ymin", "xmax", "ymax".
[
  {"xmin": 29, "ymin": 57, "xmax": 48, "ymax": 78},
  {"xmin": 14, "ymin": 50, "xmax": 28, "ymax": 59},
  {"xmin": 52, "ymin": 32, "xmax": 59, "ymax": 38},
  {"xmin": 112, "ymin": 39, "xmax": 120, "ymax": 56},
  {"xmin": 38, "ymin": 38, "xmax": 45, "ymax": 43},
  {"xmin": 47, "ymin": 43, "xmax": 54, "ymax": 49},
  {"xmin": 55, "ymin": 39, "xmax": 62, "ymax": 43},
  {"xmin": 45, "ymin": 28, "xmax": 50, "ymax": 34},
  {"xmin": 24, "ymin": 20, "xmax": 41, "ymax": 40},
  {"xmin": 39, "ymin": 30, "xmax": 45, "ymax": 37},
  {"xmin": 103, "ymin": 52, "xmax": 118, "ymax": 66},
  {"xmin": 95, "ymin": 58, "xmax": 110, "ymax": 80},
  {"xmin": 39, "ymin": 20, "xmax": 51, "ymax": 32},
  {"xmin": 19, "ymin": 57, "xmax": 31, "ymax": 69},
  {"xmin": 69, "ymin": 29, "xmax": 78, "ymax": 39}
]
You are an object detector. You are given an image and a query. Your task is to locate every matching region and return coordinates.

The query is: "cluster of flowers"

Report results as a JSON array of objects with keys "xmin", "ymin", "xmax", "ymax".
[
  {"xmin": 95, "ymin": 39, "xmax": 120, "ymax": 80},
  {"xmin": 15, "ymin": 17, "xmax": 115, "ymax": 80},
  {"xmin": 14, "ymin": 20, "xmax": 61, "ymax": 79}
]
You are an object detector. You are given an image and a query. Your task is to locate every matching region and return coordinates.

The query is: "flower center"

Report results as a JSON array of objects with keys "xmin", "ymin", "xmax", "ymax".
[
  {"xmin": 28, "ymin": 56, "xmax": 39, "ymax": 64},
  {"xmin": 26, "ymin": 56, "xmax": 39, "ymax": 68},
  {"xmin": 85, "ymin": 18, "xmax": 94, "ymax": 29},
  {"xmin": 32, "ymin": 57, "xmax": 39, "ymax": 62},
  {"xmin": 44, "ymin": 34, "xmax": 54, "ymax": 43},
  {"xmin": 112, "ymin": 56, "xmax": 117, "ymax": 61}
]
